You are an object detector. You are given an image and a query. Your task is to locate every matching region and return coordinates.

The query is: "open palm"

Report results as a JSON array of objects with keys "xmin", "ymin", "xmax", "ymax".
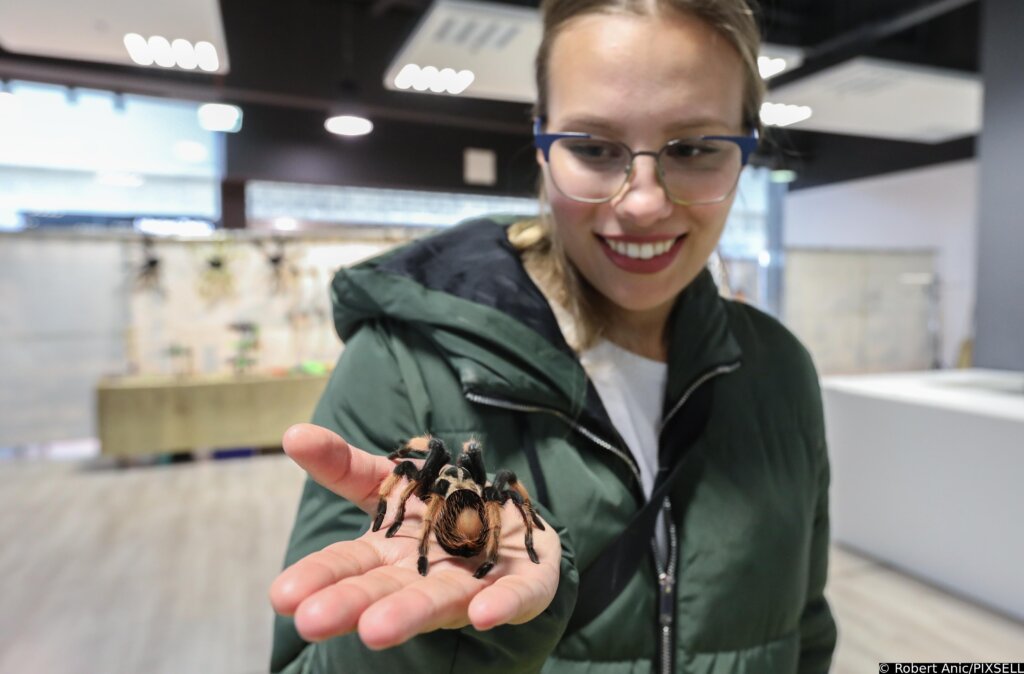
[{"xmin": 269, "ymin": 424, "xmax": 563, "ymax": 650}]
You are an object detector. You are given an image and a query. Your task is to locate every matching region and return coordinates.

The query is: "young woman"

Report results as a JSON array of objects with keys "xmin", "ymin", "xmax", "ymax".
[{"xmin": 269, "ymin": 1, "xmax": 837, "ymax": 672}]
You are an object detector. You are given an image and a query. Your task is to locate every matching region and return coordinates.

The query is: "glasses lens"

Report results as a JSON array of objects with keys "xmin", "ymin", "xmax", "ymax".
[
  {"xmin": 658, "ymin": 139, "xmax": 743, "ymax": 204},
  {"xmin": 548, "ymin": 137, "xmax": 630, "ymax": 202}
]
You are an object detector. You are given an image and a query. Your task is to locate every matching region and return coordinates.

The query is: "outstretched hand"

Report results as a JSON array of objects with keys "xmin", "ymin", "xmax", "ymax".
[{"xmin": 269, "ymin": 424, "xmax": 562, "ymax": 650}]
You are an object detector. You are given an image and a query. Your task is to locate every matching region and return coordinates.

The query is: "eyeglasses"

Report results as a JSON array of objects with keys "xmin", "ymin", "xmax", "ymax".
[{"xmin": 533, "ymin": 118, "xmax": 758, "ymax": 206}]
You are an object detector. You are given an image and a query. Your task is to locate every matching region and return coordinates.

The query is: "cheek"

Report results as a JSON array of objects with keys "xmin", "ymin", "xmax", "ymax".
[{"xmin": 548, "ymin": 190, "xmax": 597, "ymax": 253}]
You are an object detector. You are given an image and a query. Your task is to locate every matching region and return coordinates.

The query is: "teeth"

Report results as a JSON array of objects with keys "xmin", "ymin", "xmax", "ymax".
[{"xmin": 606, "ymin": 237, "xmax": 679, "ymax": 259}]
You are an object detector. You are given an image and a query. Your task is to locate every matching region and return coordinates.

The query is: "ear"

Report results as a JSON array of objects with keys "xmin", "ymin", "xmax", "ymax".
[{"xmin": 535, "ymin": 148, "xmax": 546, "ymax": 168}]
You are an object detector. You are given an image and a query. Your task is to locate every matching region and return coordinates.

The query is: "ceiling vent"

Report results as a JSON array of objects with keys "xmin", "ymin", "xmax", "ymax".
[
  {"xmin": 0, "ymin": 0, "xmax": 230, "ymax": 74},
  {"xmin": 768, "ymin": 57, "xmax": 982, "ymax": 144},
  {"xmin": 384, "ymin": 0, "xmax": 541, "ymax": 103}
]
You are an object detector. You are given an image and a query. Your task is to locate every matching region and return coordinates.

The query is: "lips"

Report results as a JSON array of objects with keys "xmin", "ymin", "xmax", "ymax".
[{"xmin": 595, "ymin": 233, "xmax": 687, "ymax": 274}]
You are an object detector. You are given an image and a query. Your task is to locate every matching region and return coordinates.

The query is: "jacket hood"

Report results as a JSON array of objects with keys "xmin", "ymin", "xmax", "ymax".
[{"xmin": 329, "ymin": 216, "xmax": 742, "ymax": 419}]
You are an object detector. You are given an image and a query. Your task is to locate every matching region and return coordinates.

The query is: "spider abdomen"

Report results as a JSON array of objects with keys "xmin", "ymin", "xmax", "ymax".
[{"xmin": 435, "ymin": 490, "xmax": 487, "ymax": 557}]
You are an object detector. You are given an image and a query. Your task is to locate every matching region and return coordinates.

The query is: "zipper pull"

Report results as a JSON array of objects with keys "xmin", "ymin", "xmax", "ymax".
[{"xmin": 658, "ymin": 571, "xmax": 675, "ymax": 626}]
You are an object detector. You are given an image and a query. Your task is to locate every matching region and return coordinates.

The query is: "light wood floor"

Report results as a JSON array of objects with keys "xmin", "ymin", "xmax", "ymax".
[{"xmin": 1, "ymin": 454, "xmax": 1021, "ymax": 673}]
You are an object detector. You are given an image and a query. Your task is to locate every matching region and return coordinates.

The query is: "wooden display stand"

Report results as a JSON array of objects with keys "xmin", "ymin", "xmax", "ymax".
[{"xmin": 96, "ymin": 372, "xmax": 329, "ymax": 457}]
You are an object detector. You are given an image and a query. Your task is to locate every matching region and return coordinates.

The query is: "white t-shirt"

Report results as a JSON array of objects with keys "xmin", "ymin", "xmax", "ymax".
[{"xmin": 579, "ymin": 339, "xmax": 670, "ymax": 563}]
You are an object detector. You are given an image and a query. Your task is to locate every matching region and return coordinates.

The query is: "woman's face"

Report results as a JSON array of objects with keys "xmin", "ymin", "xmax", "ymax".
[{"xmin": 539, "ymin": 10, "xmax": 746, "ymax": 322}]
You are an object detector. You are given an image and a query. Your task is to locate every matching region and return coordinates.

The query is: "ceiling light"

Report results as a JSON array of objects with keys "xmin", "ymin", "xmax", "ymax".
[
  {"xmin": 394, "ymin": 64, "xmax": 419, "ymax": 90},
  {"xmin": 758, "ymin": 56, "xmax": 788, "ymax": 79},
  {"xmin": 392, "ymin": 63, "xmax": 475, "ymax": 96},
  {"xmin": 195, "ymin": 41, "xmax": 220, "ymax": 72},
  {"xmin": 122, "ymin": 34, "xmax": 221, "ymax": 72},
  {"xmin": 760, "ymin": 102, "xmax": 813, "ymax": 127},
  {"xmin": 147, "ymin": 35, "xmax": 175, "ymax": 68},
  {"xmin": 123, "ymin": 33, "xmax": 153, "ymax": 66},
  {"xmin": 172, "ymin": 39, "xmax": 198, "ymax": 70},
  {"xmin": 198, "ymin": 103, "xmax": 243, "ymax": 133},
  {"xmin": 325, "ymin": 115, "xmax": 373, "ymax": 137}
]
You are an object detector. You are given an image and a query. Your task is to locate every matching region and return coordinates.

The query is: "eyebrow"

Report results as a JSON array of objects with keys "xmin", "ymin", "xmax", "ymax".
[{"xmin": 553, "ymin": 115, "xmax": 733, "ymax": 136}]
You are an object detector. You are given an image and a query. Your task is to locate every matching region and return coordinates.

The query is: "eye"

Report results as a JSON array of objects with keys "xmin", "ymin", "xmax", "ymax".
[
  {"xmin": 444, "ymin": 467, "xmax": 459, "ymax": 478},
  {"xmin": 663, "ymin": 140, "xmax": 719, "ymax": 160},
  {"xmin": 560, "ymin": 138, "xmax": 627, "ymax": 164}
]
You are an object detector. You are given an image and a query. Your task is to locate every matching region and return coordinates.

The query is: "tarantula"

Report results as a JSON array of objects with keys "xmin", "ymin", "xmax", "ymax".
[{"xmin": 372, "ymin": 436, "xmax": 545, "ymax": 579}]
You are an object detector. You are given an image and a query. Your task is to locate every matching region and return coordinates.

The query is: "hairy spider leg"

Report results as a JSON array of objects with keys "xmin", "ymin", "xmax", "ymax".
[
  {"xmin": 417, "ymin": 494, "xmax": 445, "ymax": 576},
  {"xmin": 385, "ymin": 478, "xmax": 422, "ymax": 538},
  {"xmin": 372, "ymin": 461, "xmax": 418, "ymax": 532},
  {"xmin": 387, "ymin": 434, "xmax": 432, "ymax": 461},
  {"xmin": 492, "ymin": 470, "xmax": 546, "ymax": 531},
  {"xmin": 473, "ymin": 494, "xmax": 505, "ymax": 579},
  {"xmin": 505, "ymin": 488, "xmax": 540, "ymax": 564},
  {"xmin": 492, "ymin": 470, "xmax": 542, "ymax": 564},
  {"xmin": 457, "ymin": 439, "xmax": 487, "ymax": 487}
]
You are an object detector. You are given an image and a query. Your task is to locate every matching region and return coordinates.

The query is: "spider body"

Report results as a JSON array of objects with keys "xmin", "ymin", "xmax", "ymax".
[{"xmin": 372, "ymin": 436, "xmax": 544, "ymax": 578}]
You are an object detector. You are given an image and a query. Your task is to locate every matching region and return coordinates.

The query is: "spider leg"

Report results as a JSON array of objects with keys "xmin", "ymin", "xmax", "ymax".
[
  {"xmin": 474, "ymin": 488, "xmax": 505, "ymax": 579},
  {"xmin": 504, "ymin": 488, "xmax": 540, "ymax": 564},
  {"xmin": 417, "ymin": 494, "xmax": 444, "ymax": 576},
  {"xmin": 492, "ymin": 470, "xmax": 545, "ymax": 532},
  {"xmin": 372, "ymin": 460, "xmax": 418, "ymax": 532},
  {"xmin": 417, "ymin": 437, "xmax": 452, "ymax": 497},
  {"xmin": 456, "ymin": 439, "xmax": 487, "ymax": 488},
  {"xmin": 387, "ymin": 435, "xmax": 431, "ymax": 461},
  {"xmin": 385, "ymin": 477, "xmax": 423, "ymax": 538}
]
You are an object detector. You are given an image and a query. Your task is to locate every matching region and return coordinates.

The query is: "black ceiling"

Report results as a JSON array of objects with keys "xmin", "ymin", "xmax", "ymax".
[{"xmin": 0, "ymin": 0, "xmax": 982, "ymax": 193}]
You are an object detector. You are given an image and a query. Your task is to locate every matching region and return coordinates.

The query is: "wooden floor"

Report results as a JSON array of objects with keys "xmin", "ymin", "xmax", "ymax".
[{"xmin": 1, "ymin": 454, "xmax": 1021, "ymax": 673}]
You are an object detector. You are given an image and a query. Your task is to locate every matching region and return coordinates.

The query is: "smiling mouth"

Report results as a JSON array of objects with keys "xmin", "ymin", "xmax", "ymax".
[{"xmin": 596, "ymin": 234, "xmax": 687, "ymax": 260}]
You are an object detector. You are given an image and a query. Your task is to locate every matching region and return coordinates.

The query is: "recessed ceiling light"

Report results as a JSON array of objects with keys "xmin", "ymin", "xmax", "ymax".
[
  {"xmin": 195, "ymin": 41, "xmax": 220, "ymax": 72},
  {"xmin": 123, "ymin": 33, "xmax": 153, "ymax": 66},
  {"xmin": 760, "ymin": 102, "xmax": 813, "ymax": 127},
  {"xmin": 122, "ymin": 34, "xmax": 221, "ymax": 72},
  {"xmin": 172, "ymin": 39, "xmax": 198, "ymax": 70},
  {"xmin": 198, "ymin": 103, "xmax": 243, "ymax": 133},
  {"xmin": 325, "ymin": 115, "xmax": 373, "ymax": 136},
  {"xmin": 758, "ymin": 56, "xmax": 788, "ymax": 79},
  {"xmin": 392, "ymin": 63, "xmax": 474, "ymax": 95},
  {"xmin": 147, "ymin": 36, "xmax": 175, "ymax": 68}
]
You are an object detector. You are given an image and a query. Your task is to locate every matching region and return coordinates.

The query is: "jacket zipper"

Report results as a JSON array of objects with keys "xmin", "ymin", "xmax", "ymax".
[
  {"xmin": 654, "ymin": 361, "xmax": 741, "ymax": 674},
  {"xmin": 653, "ymin": 501, "xmax": 678, "ymax": 674},
  {"xmin": 463, "ymin": 391, "xmax": 643, "ymax": 490},
  {"xmin": 467, "ymin": 360, "xmax": 740, "ymax": 673}
]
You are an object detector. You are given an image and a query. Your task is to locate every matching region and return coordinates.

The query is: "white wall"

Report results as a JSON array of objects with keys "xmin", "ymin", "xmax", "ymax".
[{"xmin": 785, "ymin": 160, "xmax": 978, "ymax": 368}]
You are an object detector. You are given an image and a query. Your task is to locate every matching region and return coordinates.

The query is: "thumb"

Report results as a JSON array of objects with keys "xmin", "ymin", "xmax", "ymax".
[{"xmin": 282, "ymin": 423, "xmax": 395, "ymax": 513}]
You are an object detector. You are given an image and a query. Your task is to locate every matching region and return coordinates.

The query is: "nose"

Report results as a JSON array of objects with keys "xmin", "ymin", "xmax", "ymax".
[{"xmin": 611, "ymin": 154, "xmax": 674, "ymax": 227}]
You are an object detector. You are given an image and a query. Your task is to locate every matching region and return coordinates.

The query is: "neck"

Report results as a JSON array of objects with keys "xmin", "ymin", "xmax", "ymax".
[{"xmin": 601, "ymin": 300, "xmax": 673, "ymax": 362}]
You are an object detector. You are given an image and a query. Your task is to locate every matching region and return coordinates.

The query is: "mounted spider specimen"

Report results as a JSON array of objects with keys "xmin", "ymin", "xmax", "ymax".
[{"xmin": 372, "ymin": 436, "xmax": 545, "ymax": 579}]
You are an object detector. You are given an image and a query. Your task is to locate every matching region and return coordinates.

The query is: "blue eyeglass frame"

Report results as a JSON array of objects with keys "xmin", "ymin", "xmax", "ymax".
[{"xmin": 531, "ymin": 118, "xmax": 759, "ymax": 167}]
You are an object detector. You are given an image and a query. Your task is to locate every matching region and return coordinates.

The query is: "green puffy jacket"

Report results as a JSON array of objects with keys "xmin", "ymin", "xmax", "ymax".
[{"xmin": 271, "ymin": 217, "xmax": 837, "ymax": 673}]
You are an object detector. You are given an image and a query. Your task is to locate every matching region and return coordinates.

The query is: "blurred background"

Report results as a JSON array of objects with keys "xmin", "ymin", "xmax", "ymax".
[{"xmin": 1, "ymin": 0, "xmax": 1022, "ymax": 672}]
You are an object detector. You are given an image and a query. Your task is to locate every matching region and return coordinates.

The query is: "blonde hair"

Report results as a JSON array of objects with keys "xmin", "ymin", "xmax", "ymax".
[{"xmin": 511, "ymin": 0, "xmax": 765, "ymax": 351}]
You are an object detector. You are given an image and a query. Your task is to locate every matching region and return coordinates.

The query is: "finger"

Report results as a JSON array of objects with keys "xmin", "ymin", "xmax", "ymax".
[
  {"xmin": 467, "ymin": 574, "xmax": 557, "ymax": 631},
  {"xmin": 292, "ymin": 565, "xmax": 419, "ymax": 642},
  {"xmin": 357, "ymin": 571, "xmax": 482, "ymax": 650},
  {"xmin": 282, "ymin": 423, "xmax": 394, "ymax": 512},
  {"xmin": 269, "ymin": 539, "xmax": 383, "ymax": 616}
]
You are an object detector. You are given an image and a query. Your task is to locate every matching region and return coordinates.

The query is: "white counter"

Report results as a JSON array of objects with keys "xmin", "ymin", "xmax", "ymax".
[{"xmin": 821, "ymin": 368, "xmax": 1024, "ymax": 621}]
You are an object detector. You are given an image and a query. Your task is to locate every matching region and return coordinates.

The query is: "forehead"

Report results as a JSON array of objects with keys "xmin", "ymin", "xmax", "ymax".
[{"xmin": 545, "ymin": 10, "xmax": 745, "ymax": 135}]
